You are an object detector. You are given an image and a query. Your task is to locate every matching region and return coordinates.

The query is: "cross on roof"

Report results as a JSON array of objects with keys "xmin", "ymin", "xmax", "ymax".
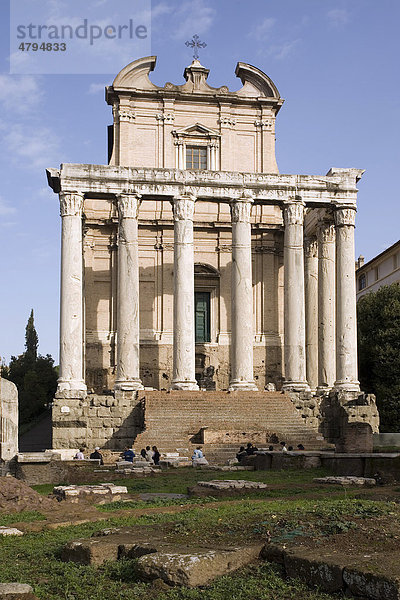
[{"xmin": 185, "ymin": 34, "xmax": 207, "ymax": 61}]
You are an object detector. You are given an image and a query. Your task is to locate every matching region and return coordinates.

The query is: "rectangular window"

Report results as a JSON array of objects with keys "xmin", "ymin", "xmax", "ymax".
[
  {"xmin": 195, "ymin": 291, "xmax": 211, "ymax": 343},
  {"xmin": 358, "ymin": 273, "xmax": 366, "ymax": 291},
  {"xmin": 186, "ymin": 146, "xmax": 207, "ymax": 170},
  {"xmin": 374, "ymin": 267, "xmax": 379, "ymax": 281}
]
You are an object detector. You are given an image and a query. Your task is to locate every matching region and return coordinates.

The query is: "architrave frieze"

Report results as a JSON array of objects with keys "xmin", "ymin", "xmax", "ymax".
[{"xmin": 47, "ymin": 164, "xmax": 361, "ymax": 209}]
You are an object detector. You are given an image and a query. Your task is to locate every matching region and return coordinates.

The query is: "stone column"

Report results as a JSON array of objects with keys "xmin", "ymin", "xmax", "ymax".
[
  {"xmin": 282, "ymin": 200, "xmax": 310, "ymax": 392},
  {"xmin": 58, "ymin": 192, "xmax": 86, "ymax": 392},
  {"xmin": 114, "ymin": 193, "xmax": 143, "ymax": 391},
  {"xmin": 334, "ymin": 206, "xmax": 360, "ymax": 391},
  {"xmin": 317, "ymin": 221, "xmax": 336, "ymax": 393},
  {"xmin": 304, "ymin": 236, "xmax": 318, "ymax": 392},
  {"xmin": 171, "ymin": 195, "xmax": 199, "ymax": 390},
  {"xmin": 229, "ymin": 194, "xmax": 257, "ymax": 391}
]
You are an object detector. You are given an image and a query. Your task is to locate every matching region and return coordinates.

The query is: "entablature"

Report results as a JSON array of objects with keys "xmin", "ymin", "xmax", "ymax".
[{"xmin": 47, "ymin": 164, "xmax": 363, "ymax": 208}]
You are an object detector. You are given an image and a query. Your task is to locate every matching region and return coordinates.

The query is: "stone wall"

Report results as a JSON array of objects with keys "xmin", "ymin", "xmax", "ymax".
[
  {"xmin": 52, "ymin": 390, "xmax": 143, "ymax": 450},
  {"xmin": 0, "ymin": 376, "xmax": 18, "ymax": 466}
]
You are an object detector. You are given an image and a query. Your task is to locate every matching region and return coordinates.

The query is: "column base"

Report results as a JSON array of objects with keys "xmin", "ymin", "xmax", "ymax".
[
  {"xmin": 57, "ymin": 379, "xmax": 87, "ymax": 393},
  {"xmin": 282, "ymin": 381, "xmax": 311, "ymax": 393},
  {"xmin": 316, "ymin": 385, "xmax": 333, "ymax": 395},
  {"xmin": 333, "ymin": 380, "xmax": 360, "ymax": 393},
  {"xmin": 170, "ymin": 380, "xmax": 199, "ymax": 391},
  {"xmin": 228, "ymin": 380, "xmax": 258, "ymax": 391},
  {"xmin": 114, "ymin": 379, "xmax": 144, "ymax": 391}
]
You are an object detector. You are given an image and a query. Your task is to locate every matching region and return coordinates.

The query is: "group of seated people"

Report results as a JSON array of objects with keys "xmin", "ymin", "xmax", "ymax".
[
  {"xmin": 122, "ymin": 445, "xmax": 161, "ymax": 465},
  {"xmin": 236, "ymin": 441, "xmax": 305, "ymax": 461},
  {"xmin": 73, "ymin": 445, "xmax": 161, "ymax": 465}
]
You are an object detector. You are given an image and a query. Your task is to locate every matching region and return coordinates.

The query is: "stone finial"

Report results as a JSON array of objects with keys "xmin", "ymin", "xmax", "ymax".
[{"xmin": 59, "ymin": 192, "xmax": 84, "ymax": 217}]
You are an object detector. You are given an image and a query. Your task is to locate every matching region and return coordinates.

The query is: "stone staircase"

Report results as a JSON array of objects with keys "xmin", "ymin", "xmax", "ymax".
[{"xmin": 133, "ymin": 391, "xmax": 329, "ymax": 463}]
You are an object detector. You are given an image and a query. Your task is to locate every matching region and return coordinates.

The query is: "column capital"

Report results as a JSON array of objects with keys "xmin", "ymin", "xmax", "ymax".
[
  {"xmin": 230, "ymin": 194, "xmax": 254, "ymax": 223},
  {"xmin": 117, "ymin": 193, "xmax": 141, "ymax": 219},
  {"xmin": 334, "ymin": 206, "xmax": 356, "ymax": 227},
  {"xmin": 59, "ymin": 191, "xmax": 84, "ymax": 218},
  {"xmin": 304, "ymin": 236, "xmax": 318, "ymax": 258},
  {"xmin": 318, "ymin": 220, "xmax": 336, "ymax": 243},
  {"xmin": 282, "ymin": 199, "xmax": 305, "ymax": 226},
  {"xmin": 171, "ymin": 194, "xmax": 196, "ymax": 221}
]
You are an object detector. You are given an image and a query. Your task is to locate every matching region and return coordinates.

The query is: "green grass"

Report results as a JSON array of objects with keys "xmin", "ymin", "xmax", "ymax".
[
  {"xmin": 0, "ymin": 511, "xmax": 45, "ymax": 526},
  {"xmin": 0, "ymin": 496, "xmax": 394, "ymax": 599},
  {"xmin": 32, "ymin": 467, "xmax": 332, "ymax": 497}
]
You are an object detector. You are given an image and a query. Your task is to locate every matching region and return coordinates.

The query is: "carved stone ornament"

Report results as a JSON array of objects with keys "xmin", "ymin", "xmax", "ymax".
[
  {"xmin": 254, "ymin": 119, "xmax": 273, "ymax": 129},
  {"xmin": 334, "ymin": 207, "xmax": 356, "ymax": 227},
  {"xmin": 117, "ymin": 194, "xmax": 141, "ymax": 219},
  {"xmin": 230, "ymin": 196, "xmax": 253, "ymax": 223},
  {"xmin": 118, "ymin": 108, "xmax": 136, "ymax": 122},
  {"xmin": 59, "ymin": 192, "xmax": 84, "ymax": 217},
  {"xmin": 283, "ymin": 201, "xmax": 305, "ymax": 226},
  {"xmin": 156, "ymin": 113, "xmax": 175, "ymax": 122},
  {"xmin": 304, "ymin": 236, "xmax": 318, "ymax": 258},
  {"xmin": 172, "ymin": 195, "xmax": 196, "ymax": 221},
  {"xmin": 218, "ymin": 116, "xmax": 236, "ymax": 126},
  {"xmin": 318, "ymin": 221, "xmax": 336, "ymax": 243}
]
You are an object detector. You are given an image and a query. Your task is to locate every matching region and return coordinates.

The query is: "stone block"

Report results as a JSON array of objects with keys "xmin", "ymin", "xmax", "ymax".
[
  {"xmin": 136, "ymin": 544, "xmax": 263, "ymax": 587},
  {"xmin": 343, "ymin": 568, "xmax": 400, "ymax": 600},
  {"xmin": 61, "ymin": 539, "xmax": 120, "ymax": 565},
  {"xmin": 0, "ymin": 583, "xmax": 38, "ymax": 599},
  {"xmin": 0, "ymin": 527, "xmax": 23, "ymax": 536},
  {"xmin": 284, "ymin": 552, "xmax": 343, "ymax": 593}
]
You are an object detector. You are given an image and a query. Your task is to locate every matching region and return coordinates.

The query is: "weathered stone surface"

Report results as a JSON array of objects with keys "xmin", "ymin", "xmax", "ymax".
[
  {"xmin": 0, "ymin": 527, "xmax": 23, "ymax": 537},
  {"xmin": 0, "ymin": 583, "xmax": 38, "ymax": 599},
  {"xmin": 0, "ymin": 377, "xmax": 18, "ymax": 464},
  {"xmin": 53, "ymin": 483, "xmax": 128, "ymax": 502},
  {"xmin": 313, "ymin": 476, "xmax": 376, "ymax": 486},
  {"xmin": 343, "ymin": 568, "xmax": 400, "ymax": 600},
  {"xmin": 189, "ymin": 479, "xmax": 267, "ymax": 496},
  {"xmin": 136, "ymin": 544, "xmax": 263, "ymax": 587},
  {"xmin": 61, "ymin": 538, "xmax": 120, "ymax": 565},
  {"xmin": 284, "ymin": 552, "xmax": 343, "ymax": 593}
]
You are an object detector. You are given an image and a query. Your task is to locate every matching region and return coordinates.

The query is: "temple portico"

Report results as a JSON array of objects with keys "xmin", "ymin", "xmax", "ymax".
[{"xmin": 49, "ymin": 164, "xmax": 362, "ymax": 397}]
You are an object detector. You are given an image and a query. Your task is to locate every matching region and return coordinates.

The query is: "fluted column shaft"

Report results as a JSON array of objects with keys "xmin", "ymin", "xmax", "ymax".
[
  {"xmin": 58, "ymin": 192, "xmax": 86, "ymax": 392},
  {"xmin": 334, "ymin": 206, "xmax": 360, "ymax": 391},
  {"xmin": 115, "ymin": 194, "xmax": 143, "ymax": 391},
  {"xmin": 304, "ymin": 236, "xmax": 318, "ymax": 392},
  {"xmin": 317, "ymin": 221, "xmax": 336, "ymax": 392},
  {"xmin": 229, "ymin": 195, "xmax": 257, "ymax": 390},
  {"xmin": 282, "ymin": 200, "xmax": 310, "ymax": 392},
  {"xmin": 171, "ymin": 195, "xmax": 199, "ymax": 390}
]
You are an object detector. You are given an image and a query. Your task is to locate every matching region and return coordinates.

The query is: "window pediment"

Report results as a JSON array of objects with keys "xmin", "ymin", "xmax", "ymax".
[{"xmin": 173, "ymin": 123, "xmax": 220, "ymax": 140}]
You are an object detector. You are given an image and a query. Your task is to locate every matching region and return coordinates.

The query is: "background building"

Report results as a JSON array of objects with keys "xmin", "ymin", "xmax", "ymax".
[{"xmin": 356, "ymin": 240, "xmax": 400, "ymax": 301}]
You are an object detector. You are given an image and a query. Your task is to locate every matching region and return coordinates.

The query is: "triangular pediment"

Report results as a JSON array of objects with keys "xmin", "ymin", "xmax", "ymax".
[{"xmin": 173, "ymin": 123, "xmax": 220, "ymax": 138}]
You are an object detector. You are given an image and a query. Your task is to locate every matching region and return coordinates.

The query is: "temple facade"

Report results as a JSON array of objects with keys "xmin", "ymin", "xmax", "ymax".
[{"xmin": 47, "ymin": 56, "xmax": 379, "ymax": 451}]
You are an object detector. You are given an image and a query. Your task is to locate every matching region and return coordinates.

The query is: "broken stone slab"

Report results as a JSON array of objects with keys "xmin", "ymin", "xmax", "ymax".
[
  {"xmin": 0, "ymin": 583, "xmax": 38, "ymax": 599},
  {"xmin": 313, "ymin": 476, "xmax": 376, "ymax": 486},
  {"xmin": 136, "ymin": 544, "xmax": 263, "ymax": 587},
  {"xmin": 0, "ymin": 527, "xmax": 24, "ymax": 537},
  {"xmin": 53, "ymin": 483, "xmax": 128, "ymax": 501},
  {"xmin": 61, "ymin": 531, "xmax": 160, "ymax": 565},
  {"xmin": 343, "ymin": 567, "xmax": 400, "ymax": 600},
  {"xmin": 189, "ymin": 479, "xmax": 268, "ymax": 496}
]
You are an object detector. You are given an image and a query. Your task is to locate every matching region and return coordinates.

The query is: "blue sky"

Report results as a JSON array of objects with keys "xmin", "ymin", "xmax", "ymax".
[{"xmin": 0, "ymin": 0, "xmax": 399, "ymax": 362}]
